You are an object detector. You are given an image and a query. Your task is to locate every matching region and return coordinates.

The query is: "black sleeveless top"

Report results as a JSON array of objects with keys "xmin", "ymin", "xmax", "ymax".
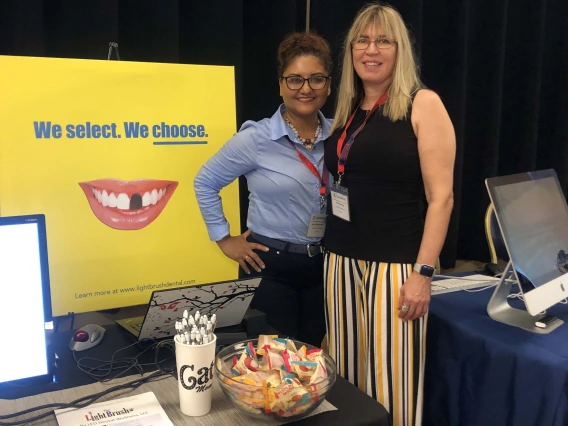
[{"xmin": 323, "ymin": 103, "xmax": 425, "ymax": 263}]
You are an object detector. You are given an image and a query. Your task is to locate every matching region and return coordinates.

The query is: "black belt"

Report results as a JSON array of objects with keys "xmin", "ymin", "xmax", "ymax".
[{"xmin": 251, "ymin": 232, "xmax": 323, "ymax": 257}]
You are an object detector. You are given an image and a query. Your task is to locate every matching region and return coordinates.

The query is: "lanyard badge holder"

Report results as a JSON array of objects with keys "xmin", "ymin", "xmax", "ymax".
[
  {"xmin": 331, "ymin": 92, "xmax": 388, "ymax": 222},
  {"xmin": 286, "ymin": 137, "xmax": 328, "ymax": 238}
]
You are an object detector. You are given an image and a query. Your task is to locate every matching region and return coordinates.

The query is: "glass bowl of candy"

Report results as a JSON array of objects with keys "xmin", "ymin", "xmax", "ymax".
[{"xmin": 214, "ymin": 335, "xmax": 337, "ymax": 421}]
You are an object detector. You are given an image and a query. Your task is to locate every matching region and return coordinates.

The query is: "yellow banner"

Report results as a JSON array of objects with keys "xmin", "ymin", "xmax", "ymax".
[{"xmin": 0, "ymin": 56, "xmax": 239, "ymax": 316}]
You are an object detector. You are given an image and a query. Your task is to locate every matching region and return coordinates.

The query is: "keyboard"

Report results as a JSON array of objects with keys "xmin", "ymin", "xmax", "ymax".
[{"xmin": 431, "ymin": 274, "xmax": 499, "ymax": 295}]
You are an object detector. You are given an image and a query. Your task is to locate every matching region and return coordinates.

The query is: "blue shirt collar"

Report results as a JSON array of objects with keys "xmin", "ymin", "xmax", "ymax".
[{"xmin": 269, "ymin": 104, "xmax": 331, "ymax": 143}]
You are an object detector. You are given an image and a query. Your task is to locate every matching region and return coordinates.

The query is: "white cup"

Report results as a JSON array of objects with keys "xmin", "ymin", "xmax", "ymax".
[{"xmin": 174, "ymin": 334, "xmax": 217, "ymax": 416}]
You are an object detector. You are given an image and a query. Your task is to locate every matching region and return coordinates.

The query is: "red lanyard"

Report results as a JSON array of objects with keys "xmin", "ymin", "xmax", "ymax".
[
  {"xmin": 285, "ymin": 137, "xmax": 328, "ymax": 208},
  {"xmin": 336, "ymin": 92, "xmax": 388, "ymax": 183}
]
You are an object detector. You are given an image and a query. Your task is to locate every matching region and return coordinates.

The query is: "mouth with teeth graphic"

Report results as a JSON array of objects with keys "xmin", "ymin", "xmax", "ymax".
[{"xmin": 79, "ymin": 179, "xmax": 179, "ymax": 230}]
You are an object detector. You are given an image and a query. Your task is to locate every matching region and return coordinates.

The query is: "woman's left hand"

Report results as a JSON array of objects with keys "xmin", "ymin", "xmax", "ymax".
[{"xmin": 398, "ymin": 272, "xmax": 431, "ymax": 321}]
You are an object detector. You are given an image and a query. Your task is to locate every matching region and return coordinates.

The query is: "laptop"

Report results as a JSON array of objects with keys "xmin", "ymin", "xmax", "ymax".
[{"xmin": 117, "ymin": 277, "xmax": 262, "ymax": 340}]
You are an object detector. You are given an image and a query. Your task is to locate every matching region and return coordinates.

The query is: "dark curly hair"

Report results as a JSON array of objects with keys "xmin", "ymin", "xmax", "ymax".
[{"xmin": 277, "ymin": 32, "xmax": 333, "ymax": 77}]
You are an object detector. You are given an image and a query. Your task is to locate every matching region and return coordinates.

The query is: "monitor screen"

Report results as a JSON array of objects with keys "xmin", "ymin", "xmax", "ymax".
[
  {"xmin": 0, "ymin": 214, "xmax": 52, "ymax": 385},
  {"xmin": 489, "ymin": 170, "xmax": 568, "ymax": 288}
]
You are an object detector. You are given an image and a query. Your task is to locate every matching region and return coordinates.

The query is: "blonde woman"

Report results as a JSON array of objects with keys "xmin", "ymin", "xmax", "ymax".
[{"xmin": 322, "ymin": 3, "xmax": 455, "ymax": 426}]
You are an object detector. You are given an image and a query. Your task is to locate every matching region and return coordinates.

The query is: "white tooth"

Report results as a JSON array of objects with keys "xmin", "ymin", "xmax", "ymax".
[
  {"xmin": 117, "ymin": 193, "xmax": 130, "ymax": 209},
  {"xmin": 108, "ymin": 193, "xmax": 117, "ymax": 208},
  {"xmin": 158, "ymin": 189, "xmax": 163, "ymax": 201},
  {"xmin": 91, "ymin": 187, "xmax": 95, "ymax": 195},
  {"xmin": 142, "ymin": 192, "xmax": 151, "ymax": 207},
  {"xmin": 102, "ymin": 190, "xmax": 109, "ymax": 207},
  {"xmin": 96, "ymin": 190, "xmax": 102, "ymax": 203},
  {"xmin": 163, "ymin": 187, "xmax": 167, "ymax": 195},
  {"xmin": 151, "ymin": 189, "xmax": 158, "ymax": 205},
  {"xmin": 142, "ymin": 192, "xmax": 151, "ymax": 206}
]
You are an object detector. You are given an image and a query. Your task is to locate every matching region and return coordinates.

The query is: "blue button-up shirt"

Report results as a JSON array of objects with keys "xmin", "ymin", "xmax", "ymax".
[{"xmin": 194, "ymin": 104, "xmax": 332, "ymax": 245}]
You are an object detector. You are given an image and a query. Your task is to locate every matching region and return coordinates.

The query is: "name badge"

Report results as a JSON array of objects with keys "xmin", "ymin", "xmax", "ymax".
[
  {"xmin": 330, "ymin": 185, "xmax": 350, "ymax": 222},
  {"xmin": 307, "ymin": 214, "xmax": 326, "ymax": 238}
]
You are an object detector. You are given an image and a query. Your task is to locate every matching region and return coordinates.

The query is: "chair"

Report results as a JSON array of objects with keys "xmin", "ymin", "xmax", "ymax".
[{"xmin": 484, "ymin": 203, "xmax": 509, "ymax": 264}]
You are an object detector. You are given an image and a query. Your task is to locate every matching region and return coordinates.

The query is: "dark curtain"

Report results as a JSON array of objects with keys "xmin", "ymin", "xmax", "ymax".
[
  {"xmin": 311, "ymin": 0, "xmax": 568, "ymax": 268},
  {"xmin": 2, "ymin": 1, "xmax": 567, "ymax": 267},
  {"xmin": 239, "ymin": 1, "xmax": 303, "ymax": 232},
  {"xmin": 0, "ymin": 0, "xmax": 302, "ymax": 237}
]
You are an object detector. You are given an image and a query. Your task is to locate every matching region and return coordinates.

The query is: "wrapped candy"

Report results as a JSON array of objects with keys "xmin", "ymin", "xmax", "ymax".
[
  {"xmin": 218, "ymin": 357, "xmax": 239, "ymax": 388},
  {"xmin": 305, "ymin": 348, "xmax": 323, "ymax": 362},
  {"xmin": 256, "ymin": 334, "xmax": 286, "ymax": 356},
  {"xmin": 245, "ymin": 341, "xmax": 257, "ymax": 358},
  {"xmin": 234, "ymin": 370, "xmax": 281, "ymax": 387},
  {"xmin": 220, "ymin": 335, "xmax": 331, "ymax": 418},
  {"xmin": 273, "ymin": 337, "xmax": 298, "ymax": 353},
  {"xmin": 264, "ymin": 376, "xmax": 310, "ymax": 414},
  {"xmin": 236, "ymin": 391, "xmax": 266, "ymax": 410},
  {"xmin": 309, "ymin": 360, "xmax": 328, "ymax": 386},
  {"xmin": 230, "ymin": 355, "xmax": 246, "ymax": 376},
  {"xmin": 286, "ymin": 348, "xmax": 303, "ymax": 363},
  {"xmin": 231, "ymin": 350, "xmax": 260, "ymax": 376},
  {"xmin": 217, "ymin": 357, "xmax": 233, "ymax": 377},
  {"xmin": 286, "ymin": 340, "xmax": 298, "ymax": 353},
  {"xmin": 278, "ymin": 402, "xmax": 312, "ymax": 417},
  {"xmin": 305, "ymin": 364, "xmax": 329, "ymax": 401},
  {"xmin": 263, "ymin": 370, "xmax": 282, "ymax": 387},
  {"xmin": 279, "ymin": 367, "xmax": 293, "ymax": 381},
  {"xmin": 282, "ymin": 349, "xmax": 302, "ymax": 373},
  {"xmin": 280, "ymin": 371, "xmax": 298, "ymax": 381},
  {"xmin": 296, "ymin": 345, "xmax": 307, "ymax": 360},
  {"xmin": 233, "ymin": 373, "xmax": 262, "ymax": 387},
  {"xmin": 233, "ymin": 397, "xmax": 263, "ymax": 414},
  {"xmin": 267, "ymin": 337, "xmax": 288, "ymax": 353},
  {"xmin": 233, "ymin": 390, "xmax": 265, "ymax": 408},
  {"xmin": 291, "ymin": 360, "xmax": 318, "ymax": 382},
  {"xmin": 262, "ymin": 380, "xmax": 273, "ymax": 413},
  {"xmin": 260, "ymin": 347, "xmax": 285, "ymax": 370}
]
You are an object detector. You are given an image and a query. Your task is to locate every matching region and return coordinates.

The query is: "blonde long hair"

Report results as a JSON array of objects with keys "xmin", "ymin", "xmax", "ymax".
[{"xmin": 331, "ymin": 3, "xmax": 422, "ymax": 132}]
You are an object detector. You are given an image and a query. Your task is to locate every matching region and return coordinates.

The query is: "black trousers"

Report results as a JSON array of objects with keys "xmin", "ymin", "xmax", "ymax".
[{"xmin": 245, "ymin": 235, "xmax": 326, "ymax": 347}]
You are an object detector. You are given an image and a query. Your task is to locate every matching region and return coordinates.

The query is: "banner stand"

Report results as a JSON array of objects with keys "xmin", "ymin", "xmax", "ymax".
[{"xmin": 107, "ymin": 42, "xmax": 120, "ymax": 61}]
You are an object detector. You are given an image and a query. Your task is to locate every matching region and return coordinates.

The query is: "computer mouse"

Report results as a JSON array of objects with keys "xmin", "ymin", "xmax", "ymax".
[{"xmin": 69, "ymin": 324, "xmax": 106, "ymax": 352}]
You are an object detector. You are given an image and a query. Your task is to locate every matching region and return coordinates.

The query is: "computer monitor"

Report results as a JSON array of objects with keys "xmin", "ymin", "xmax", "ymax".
[
  {"xmin": 486, "ymin": 169, "xmax": 568, "ymax": 332},
  {"xmin": 0, "ymin": 214, "xmax": 53, "ymax": 388}
]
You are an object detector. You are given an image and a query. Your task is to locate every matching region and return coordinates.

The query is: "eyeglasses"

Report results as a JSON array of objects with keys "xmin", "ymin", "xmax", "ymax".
[
  {"xmin": 351, "ymin": 37, "xmax": 397, "ymax": 50},
  {"xmin": 280, "ymin": 75, "xmax": 330, "ymax": 90}
]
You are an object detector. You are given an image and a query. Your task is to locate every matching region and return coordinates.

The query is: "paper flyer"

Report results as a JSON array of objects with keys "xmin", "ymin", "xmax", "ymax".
[{"xmin": 54, "ymin": 392, "xmax": 173, "ymax": 426}]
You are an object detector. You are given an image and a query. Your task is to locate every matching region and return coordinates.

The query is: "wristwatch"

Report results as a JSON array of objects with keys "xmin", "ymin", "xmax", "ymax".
[{"xmin": 413, "ymin": 263, "xmax": 435, "ymax": 278}]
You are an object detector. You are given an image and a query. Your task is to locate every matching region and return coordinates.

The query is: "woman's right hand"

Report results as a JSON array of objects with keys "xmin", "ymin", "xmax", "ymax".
[{"xmin": 216, "ymin": 229, "xmax": 269, "ymax": 274}]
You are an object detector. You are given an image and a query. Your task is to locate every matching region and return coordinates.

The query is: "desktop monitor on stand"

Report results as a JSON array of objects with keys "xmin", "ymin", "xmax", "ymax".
[
  {"xmin": 0, "ymin": 214, "xmax": 54, "ymax": 390},
  {"xmin": 486, "ymin": 169, "xmax": 568, "ymax": 334}
]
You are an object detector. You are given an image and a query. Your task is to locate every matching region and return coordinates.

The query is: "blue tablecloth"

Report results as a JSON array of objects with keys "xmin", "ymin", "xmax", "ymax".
[{"xmin": 424, "ymin": 287, "xmax": 568, "ymax": 426}]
